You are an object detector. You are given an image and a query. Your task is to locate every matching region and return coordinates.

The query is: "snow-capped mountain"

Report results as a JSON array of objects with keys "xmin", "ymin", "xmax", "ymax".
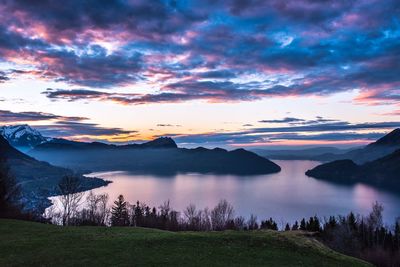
[{"xmin": 0, "ymin": 124, "xmax": 51, "ymax": 151}]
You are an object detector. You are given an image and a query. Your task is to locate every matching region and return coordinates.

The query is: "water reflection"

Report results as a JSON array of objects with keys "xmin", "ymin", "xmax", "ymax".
[{"xmin": 50, "ymin": 160, "xmax": 400, "ymax": 224}]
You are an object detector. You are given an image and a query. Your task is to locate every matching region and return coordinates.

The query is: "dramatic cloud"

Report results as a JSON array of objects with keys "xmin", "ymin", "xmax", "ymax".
[
  {"xmin": 42, "ymin": 87, "xmax": 268, "ymax": 104},
  {"xmin": 168, "ymin": 120, "xmax": 400, "ymax": 146},
  {"xmin": 38, "ymin": 47, "xmax": 144, "ymax": 87},
  {"xmin": 0, "ymin": 109, "xmax": 136, "ymax": 139},
  {"xmin": 172, "ymin": 131, "xmax": 386, "ymax": 146},
  {"xmin": 259, "ymin": 117, "xmax": 306, "ymax": 124},
  {"xmin": 0, "ymin": 0, "xmax": 398, "ymax": 105},
  {"xmin": 35, "ymin": 121, "xmax": 136, "ymax": 138},
  {"xmin": 1, "ymin": 0, "xmax": 400, "ymax": 146},
  {"xmin": 0, "ymin": 110, "xmax": 87, "ymax": 122}
]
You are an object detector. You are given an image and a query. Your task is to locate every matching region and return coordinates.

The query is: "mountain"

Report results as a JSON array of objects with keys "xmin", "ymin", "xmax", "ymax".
[
  {"xmin": 129, "ymin": 137, "xmax": 177, "ymax": 149},
  {"xmin": 315, "ymin": 128, "xmax": 400, "ymax": 164},
  {"xmin": 306, "ymin": 150, "xmax": 400, "ymax": 190},
  {"xmin": 368, "ymin": 128, "xmax": 400, "ymax": 147},
  {"xmin": 35, "ymin": 136, "xmax": 177, "ymax": 151},
  {"xmin": 358, "ymin": 149, "xmax": 400, "ymax": 184},
  {"xmin": 29, "ymin": 137, "xmax": 281, "ymax": 175},
  {"xmin": 305, "ymin": 160, "xmax": 360, "ymax": 183},
  {"xmin": 252, "ymin": 147, "xmax": 353, "ymax": 160},
  {"xmin": 0, "ymin": 125, "xmax": 50, "ymax": 152},
  {"xmin": 258, "ymin": 129, "xmax": 400, "ymax": 163},
  {"xmin": 0, "ymin": 136, "xmax": 109, "ymax": 212}
]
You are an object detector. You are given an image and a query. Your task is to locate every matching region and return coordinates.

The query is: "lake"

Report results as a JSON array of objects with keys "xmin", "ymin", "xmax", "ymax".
[{"xmin": 52, "ymin": 160, "xmax": 400, "ymax": 225}]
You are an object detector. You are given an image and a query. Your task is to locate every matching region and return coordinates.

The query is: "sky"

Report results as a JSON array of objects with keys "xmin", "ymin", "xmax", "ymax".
[{"xmin": 0, "ymin": 0, "xmax": 400, "ymax": 148}]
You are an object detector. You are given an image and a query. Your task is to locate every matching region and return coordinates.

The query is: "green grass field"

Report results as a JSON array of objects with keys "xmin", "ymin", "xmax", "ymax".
[{"xmin": 0, "ymin": 219, "xmax": 371, "ymax": 267}]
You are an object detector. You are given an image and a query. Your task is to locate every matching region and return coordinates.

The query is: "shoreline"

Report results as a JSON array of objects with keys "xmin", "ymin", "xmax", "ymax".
[{"xmin": 22, "ymin": 175, "xmax": 112, "ymax": 216}]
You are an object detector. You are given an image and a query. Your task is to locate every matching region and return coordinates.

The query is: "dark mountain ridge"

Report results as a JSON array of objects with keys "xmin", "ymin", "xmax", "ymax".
[
  {"xmin": 306, "ymin": 129, "xmax": 400, "ymax": 190},
  {"xmin": 252, "ymin": 146, "xmax": 353, "ymax": 161},
  {"xmin": 29, "ymin": 137, "xmax": 281, "ymax": 175},
  {"xmin": 255, "ymin": 129, "xmax": 400, "ymax": 163},
  {"xmin": 35, "ymin": 136, "xmax": 177, "ymax": 151},
  {"xmin": 368, "ymin": 128, "xmax": 400, "ymax": 147},
  {"xmin": 0, "ymin": 136, "xmax": 109, "ymax": 212},
  {"xmin": 316, "ymin": 128, "xmax": 400, "ymax": 164}
]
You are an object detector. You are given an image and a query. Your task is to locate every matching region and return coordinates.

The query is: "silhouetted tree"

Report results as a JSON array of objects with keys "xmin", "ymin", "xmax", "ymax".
[
  {"xmin": 184, "ymin": 203, "xmax": 198, "ymax": 230},
  {"xmin": 394, "ymin": 220, "xmax": 400, "ymax": 250},
  {"xmin": 58, "ymin": 175, "xmax": 83, "ymax": 225},
  {"xmin": 368, "ymin": 201, "xmax": 383, "ymax": 230},
  {"xmin": 75, "ymin": 192, "xmax": 109, "ymax": 226},
  {"xmin": 0, "ymin": 157, "xmax": 21, "ymax": 217},
  {"xmin": 300, "ymin": 218, "xmax": 306, "ymax": 230},
  {"xmin": 306, "ymin": 216, "xmax": 320, "ymax": 232},
  {"xmin": 348, "ymin": 212, "xmax": 357, "ymax": 231},
  {"xmin": 211, "ymin": 199, "xmax": 234, "ymax": 230},
  {"xmin": 234, "ymin": 216, "xmax": 246, "ymax": 230},
  {"xmin": 292, "ymin": 221, "xmax": 299, "ymax": 231},
  {"xmin": 285, "ymin": 223, "xmax": 291, "ymax": 231},
  {"xmin": 261, "ymin": 218, "xmax": 278, "ymax": 230},
  {"xmin": 247, "ymin": 214, "xmax": 258, "ymax": 230},
  {"xmin": 111, "ymin": 195, "xmax": 129, "ymax": 226}
]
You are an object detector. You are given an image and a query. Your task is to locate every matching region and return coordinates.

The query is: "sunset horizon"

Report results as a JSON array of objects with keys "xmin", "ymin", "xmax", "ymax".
[{"xmin": 1, "ymin": 0, "xmax": 399, "ymax": 148}]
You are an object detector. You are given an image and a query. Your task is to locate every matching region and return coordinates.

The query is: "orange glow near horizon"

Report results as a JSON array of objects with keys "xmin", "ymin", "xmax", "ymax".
[{"xmin": 233, "ymin": 139, "xmax": 371, "ymax": 148}]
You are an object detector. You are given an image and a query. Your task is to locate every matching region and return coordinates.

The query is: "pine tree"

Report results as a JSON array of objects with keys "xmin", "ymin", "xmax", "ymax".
[
  {"xmin": 134, "ymin": 201, "xmax": 144, "ymax": 226},
  {"xmin": 260, "ymin": 218, "xmax": 278, "ymax": 230},
  {"xmin": 111, "ymin": 195, "xmax": 129, "ymax": 226},
  {"xmin": 292, "ymin": 221, "xmax": 299, "ymax": 231},
  {"xmin": 313, "ymin": 216, "xmax": 321, "ymax": 232},
  {"xmin": 348, "ymin": 212, "xmax": 357, "ymax": 231},
  {"xmin": 285, "ymin": 223, "xmax": 290, "ymax": 231},
  {"xmin": 328, "ymin": 216, "xmax": 337, "ymax": 228},
  {"xmin": 306, "ymin": 217, "xmax": 314, "ymax": 231},
  {"xmin": 300, "ymin": 218, "xmax": 306, "ymax": 230}
]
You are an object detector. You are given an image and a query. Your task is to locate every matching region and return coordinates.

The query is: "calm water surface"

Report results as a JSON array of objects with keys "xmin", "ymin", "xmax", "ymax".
[{"xmin": 60, "ymin": 160, "xmax": 400, "ymax": 224}]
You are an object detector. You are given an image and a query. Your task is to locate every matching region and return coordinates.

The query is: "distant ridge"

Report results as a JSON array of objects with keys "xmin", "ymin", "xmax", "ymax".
[
  {"xmin": 367, "ymin": 128, "xmax": 400, "ymax": 147},
  {"xmin": 139, "ymin": 136, "xmax": 177, "ymax": 148},
  {"xmin": 0, "ymin": 124, "xmax": 280, "ymax": 175},
  {"xmin": 314, "ymin": 128, "xmax": 400, "ymax": 164},
  {"xmin": 30, "ymin": 137, "xmax": 281, "ymax": 175},
  {"xmin": 125, "ymin": 137, "xmax": 178, "ymax": 149},
  {"xmin": 306, "ymin": 128, "xmax": 400, "ymax": 190},
  {"xmin": 35, "ymin": 136, "xmax": 178, "ymax": 151},
  {"xmin": 255, "ymin": 128, "xmax": 400, "ymax": 163}
]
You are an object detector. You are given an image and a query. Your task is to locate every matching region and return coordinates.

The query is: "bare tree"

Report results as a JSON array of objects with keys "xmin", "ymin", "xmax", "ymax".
[
  {"xmin": 58, "ymin": 175, "xmax": 84, "ymax": 226},
  {"xmin": 97, "ymin": 193, "xmax": 109, "ymax": 225},
  {"xmin": 159, "ymin": 200, "xmax": 171, "ymax": 217},
  {"xmin": 184, "ymin": 204, "xmax": 199, "ymax": 229},
  {"xmin": 184, "ymin": 204, "xmax": 197, "ymax": 222},
  {"xmin": 86, "ymin": 191, "xmax": 98, "ymax": 222},
  {"xmin": 247, "ymin": 214, "xmax": 258, "ymax": 230},
  {"xmin": 201, "ymin": 207, "xmax": 212, "ymax": 231},
  {"xmin": 211, "ymin": 199, "xmax": 234, "ymax": 230},
  {"xmin": 367, "ymin": 201, "xmax": 383, "ymax": 230},
  {"xmin": 85, "ymin": 191, "xmax": 109, "ymax": 225},
  {"xmin": 234, "ymin": 216, "xmax": 246, "ymax": 230}
]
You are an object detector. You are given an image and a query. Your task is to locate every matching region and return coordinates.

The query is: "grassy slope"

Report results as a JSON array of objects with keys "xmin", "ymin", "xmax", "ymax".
[{"xmin": 0, "ymin": 219, "xmax": 371, "ymax": 267}]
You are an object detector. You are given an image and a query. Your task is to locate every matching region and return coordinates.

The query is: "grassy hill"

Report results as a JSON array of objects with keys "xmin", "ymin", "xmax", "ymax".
[{"xmin": 0, "ymin": 219, "xmax": 371, "ymax": 267}]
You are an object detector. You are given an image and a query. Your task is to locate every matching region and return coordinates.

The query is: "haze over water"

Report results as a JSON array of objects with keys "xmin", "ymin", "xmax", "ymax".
[{"xmin": 68, "ymin": 160, "xmax": 400, "ymax": 225}]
